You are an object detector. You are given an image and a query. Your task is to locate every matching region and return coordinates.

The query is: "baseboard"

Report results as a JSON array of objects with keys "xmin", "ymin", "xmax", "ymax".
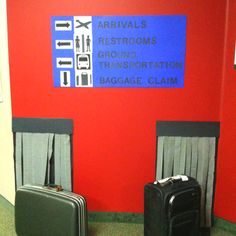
[
  {"xmin": 214, "ymin": 217, "xmax": 236, "ymax": 234},
  {"xmin": 0, "ymin": 195, "xmax": 14, "ymax": 215},
  {"xmin": 88, "ymin": 212, "xmax": 236, "ymax": 232},
  {"xmin": 88, "ymin": 211, "xmax": 143, "ymax": 224}
]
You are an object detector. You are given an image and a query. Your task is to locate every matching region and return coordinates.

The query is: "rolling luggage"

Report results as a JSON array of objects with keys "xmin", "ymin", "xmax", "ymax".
[
  {"xmin": 144, "ymin": 175, "xmax": 201, "ymax": 236},
  {"xmin": 15, "ymin": 184, "xmax": 87, "ymax": 236}
]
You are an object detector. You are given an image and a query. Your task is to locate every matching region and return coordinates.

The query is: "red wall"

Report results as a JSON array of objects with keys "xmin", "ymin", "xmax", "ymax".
[
  {"xmin": 214, "ymin": 0, "xmax": 236, "ymax": 223},
  {"xmin": 7, "ymin": 0, "xmax": 226, "ymax": 214}
]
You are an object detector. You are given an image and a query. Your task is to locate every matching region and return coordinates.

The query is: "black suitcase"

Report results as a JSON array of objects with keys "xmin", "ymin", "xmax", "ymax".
[
  {"xmin": 144, "ymin": 175, "xmax": 201, "ymax": 236},
  {"xmin": 15, "ymin": 184, "xmax": 87, "ymax": 236}
]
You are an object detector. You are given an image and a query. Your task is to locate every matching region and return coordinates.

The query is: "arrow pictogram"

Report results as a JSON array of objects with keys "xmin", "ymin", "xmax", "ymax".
[
  {"xmin": 56, "ymin": 22, "xmax": 70, "ymax": 28},
  {"xmin": 56, "ymin": 58, "xmax": 73, "ymax": 68},
  {"xmin": 63, "ymin": 72, "xmax": 68, "ymax": 85},
  {"xmin": 57, "ymin": 41, "xmax": 71, "ymax": 47},
  {"xmin": 58, "ymin": 60, "xmax": 72, "ymax": 66}
]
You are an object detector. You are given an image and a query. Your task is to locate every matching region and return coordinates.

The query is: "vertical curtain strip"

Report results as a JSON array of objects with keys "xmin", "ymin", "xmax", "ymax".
[
  {"xmin": 54, "ymin": 134, "xmax": 72, "ymax": 191},
  {"xmin": 60, "ymin": 134, "xmax": 72, "ymax": 191},
  {"xmin": 190, "ymin": 137, "xmax": 198, "ymax": 179},
  {"xmin": 15, "ymin": 133, "xmax": 23, "ymax": 189},
  {"xmin": 205, "ymin": 137, "xmax": 216, "ymax": 227},
  {"xmin": 54, "ymin": 135, "xmax": 61, "ymax": 186},
  {"xmin": 156, "ymin": 137, "xmax": 164, "ymax": 180},
  {"xmin": 173, "ymin": 137, "xmax": 181, "ymax": 176},
  {"xmin": 156, "ymin": 136, "xmax": 217, "ymax": 228},
  {"xmin": 185, "ymin": 137, "xmax": 192, "ymax": 176},
  {"xmin": 179, "ymin": 137, "xmax": 187, "ymax": 174},
  {"xmin": 163, "ymin": 137, "xmax": 175, "ymax": 178},
  {"xmin": 47, "ymin": 133, "xmax": 55, "ymax": 184},
  {"xmin": 22, "ymin": 133, "xmax": 33, "ymax": 185},
  {"xmin": 197, "ymin": 137, "xmax": 210, "ymax": 227}
]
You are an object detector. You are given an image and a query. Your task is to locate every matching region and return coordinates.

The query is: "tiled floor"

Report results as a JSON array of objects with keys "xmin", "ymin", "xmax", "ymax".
[{"xmin": 88, "ymin": 222, "xmax": 235, "ymax": 236}]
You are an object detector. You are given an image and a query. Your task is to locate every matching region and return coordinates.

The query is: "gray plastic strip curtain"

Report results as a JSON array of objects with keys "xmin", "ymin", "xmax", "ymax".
[
  {"xmin": 15, "ymin": 132, "xmax": 72, "ymax": 191},
  {"xmin": 155, "ymin": 136, "xmax": 216, "ymax": 227}
]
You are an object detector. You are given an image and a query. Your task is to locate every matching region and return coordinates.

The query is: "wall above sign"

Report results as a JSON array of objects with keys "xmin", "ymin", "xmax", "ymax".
[{"xmin": 51, "ymin": 15, "xmax": 187, "ymax": 88}]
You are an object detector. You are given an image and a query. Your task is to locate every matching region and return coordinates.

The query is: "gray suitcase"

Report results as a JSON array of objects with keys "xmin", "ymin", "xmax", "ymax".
[{"xmin": 15, "ymin": 184, "xmax": 87, "ymax": 236}]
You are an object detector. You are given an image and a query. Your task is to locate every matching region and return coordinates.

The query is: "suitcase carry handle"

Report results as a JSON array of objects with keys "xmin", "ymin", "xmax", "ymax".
[
  {"xmin": 154, "ymin": 175, "xmax": 189, "ymax": 187},
  {"xmin": 159, "ymin": 178, "xmax": 181, "ymax": 187},
  {"xmin": 44, "ymin": 184, "xmax": 63, "ymax": 192}
]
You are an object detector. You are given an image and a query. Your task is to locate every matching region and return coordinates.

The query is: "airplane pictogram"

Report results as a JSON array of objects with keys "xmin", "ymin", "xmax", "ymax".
[{"xmin": 76, "ymin": 20, "xmax": 92, "ymax": 29}]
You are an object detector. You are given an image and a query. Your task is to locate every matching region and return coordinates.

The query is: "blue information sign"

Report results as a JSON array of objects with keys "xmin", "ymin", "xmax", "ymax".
[{"xmin": 51, "ymin": 16, "xmax": 186, "ymax": 88}]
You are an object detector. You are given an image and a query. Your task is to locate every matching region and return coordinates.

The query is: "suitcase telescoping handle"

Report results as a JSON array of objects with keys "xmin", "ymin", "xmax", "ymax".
[{"xmin": 44, "ymin": 184, "xmax": 63, "ymax": 192}]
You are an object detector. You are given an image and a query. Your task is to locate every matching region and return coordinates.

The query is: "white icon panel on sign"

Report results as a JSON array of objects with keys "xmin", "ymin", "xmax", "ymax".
[
  {"xmin": 55, "ymin": 21, "xmax": 72, "ymax": 31},
  {"xmin": 77, "ymin": 54, "xmax": 91, "ymax": 69},
  {"xmin": 56, "ymin": 58, "xmax": 73, "ymax": 68},
  {"xmin": 55, "ymin": 40, "xmax": 73, "ymax": 49},
  {"xmin": 60, "ymin": 71, "xmax": 71, "ymax": 87},
  {"xmin": 73, "ymin": 16, "xmax": 93, "ymax": 88},
  {"xmin": 75, "ymin": 72, "xmax": 93, "ymax": 87}
]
